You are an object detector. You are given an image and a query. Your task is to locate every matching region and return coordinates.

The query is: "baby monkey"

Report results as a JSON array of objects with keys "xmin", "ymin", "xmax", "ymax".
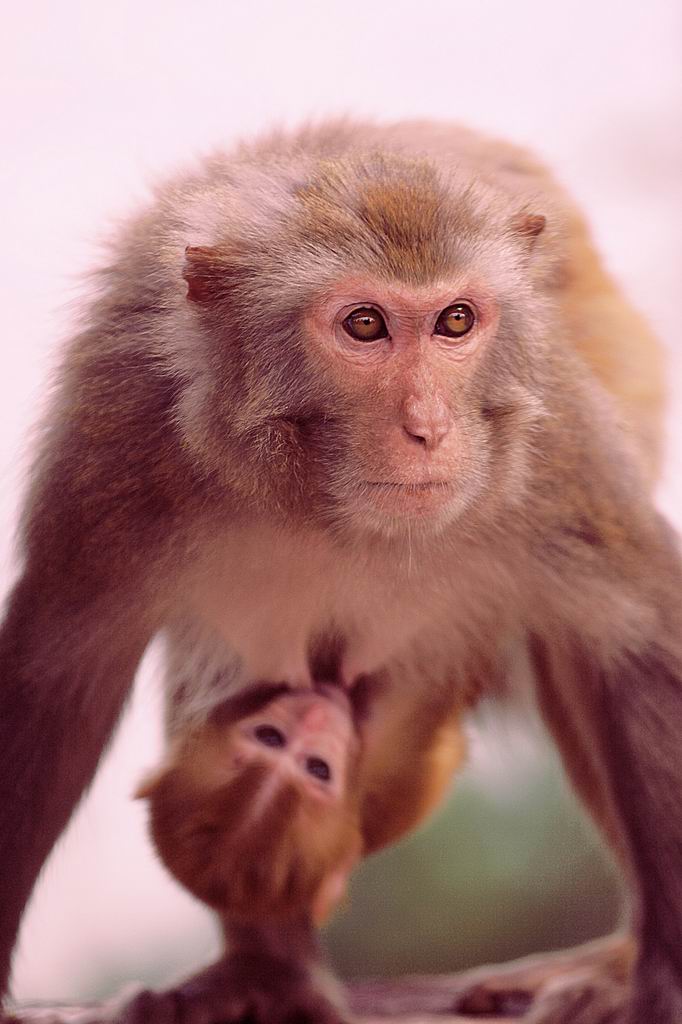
[
  {"xmin": 137, "ymin": 683, "xmax": 364, "ymax": 926},
  {"xmin": 137, "ymin": 680, "xmax": 463, "ymax": 933}
]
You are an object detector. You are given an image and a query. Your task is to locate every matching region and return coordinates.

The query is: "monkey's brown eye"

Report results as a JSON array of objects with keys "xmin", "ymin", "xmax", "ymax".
[
  {"xmin": 254, "ymin": 724, "xmax": 286, "ymax": 748},
  {"xmin": 306, "ymin": 756, "xmax": 331, "ymax": 781},
  {"xmin": 342, "ymin": 307, "xmax": 388, "ymax": 342},
  {"xmin": 434, "ymin": 304, "xmax": 475, "ymax": 339}
]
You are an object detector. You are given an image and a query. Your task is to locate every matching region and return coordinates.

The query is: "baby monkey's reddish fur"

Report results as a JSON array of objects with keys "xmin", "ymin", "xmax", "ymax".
[
  {"xmin": 0, "ymin": 119, "xmax": 679, "ymax": 1024},
  {"xmin": 137, "ymin": 685, "xmax": 365, "ymax": 925},
  {"xmin": 137, "ymin": 681, "xmax": 463, "ymax": 929}
]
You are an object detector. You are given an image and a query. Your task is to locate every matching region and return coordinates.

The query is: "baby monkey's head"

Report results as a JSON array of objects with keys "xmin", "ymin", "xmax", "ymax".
[{"xmin": 137, "ymin": 684, "xmax": 363, "ymax": 923}]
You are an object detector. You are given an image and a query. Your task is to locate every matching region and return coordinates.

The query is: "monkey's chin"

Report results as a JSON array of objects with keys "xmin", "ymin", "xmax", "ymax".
[{"xmin": 342, "ymin": 480, "xmax": 464, "ymax": 538}]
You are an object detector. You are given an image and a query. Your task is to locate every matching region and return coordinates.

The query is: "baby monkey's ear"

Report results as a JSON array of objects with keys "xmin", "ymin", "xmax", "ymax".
[
  {"xmin": 133, "ymin": 761, "xmax": 175, "ymax": 798},
  {"xmin": 311, "ymin": 839, "xmax": 363, "ymax": 925},
  {"xmin": 133, "ymin": 736, "xmax": 187, "ymax": 799},
  {"xmin": 133, "ymin": 766, "xmax": 168, "ymax": 800}
]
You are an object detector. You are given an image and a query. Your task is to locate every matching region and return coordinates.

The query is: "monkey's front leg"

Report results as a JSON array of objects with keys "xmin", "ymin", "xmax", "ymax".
[{"xmin": 120, "ymin": 918, "xmax": 350, "ymax": 1024}]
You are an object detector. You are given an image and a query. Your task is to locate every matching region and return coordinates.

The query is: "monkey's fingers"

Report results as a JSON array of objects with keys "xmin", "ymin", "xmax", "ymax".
[
  {"xmin": 350, "ymin": 934, "xmax": 632, "ymax": 1019},
  {"xmin": 350, "ymin": 969, "xmax": 530, "ymax": 1017},
  {"xmin": 526, "ymin": 970, "xmax": 629, "ymax": 1024}
]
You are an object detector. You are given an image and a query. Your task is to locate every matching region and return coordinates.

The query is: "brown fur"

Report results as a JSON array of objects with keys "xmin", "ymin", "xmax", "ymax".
[
  {"xmin": 138, "ymin": 687, "xmax": 364, "ymax": 922},
  {"xmin": 139, "ymin": 682, "xmax": 464, "ymax": 926},
  {"xmin": 143, "ymin": 756, "xmax": 362, "ymax": 921},
  {"xmin": 0, "ymin": 119, "xmax": 679, "ymax": 1024}
]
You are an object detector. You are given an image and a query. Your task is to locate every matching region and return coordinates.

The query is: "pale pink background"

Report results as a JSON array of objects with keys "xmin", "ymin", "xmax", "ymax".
[{"xmin": 0, "ymin": 0, "xmax": 680, "ymax": 1000}]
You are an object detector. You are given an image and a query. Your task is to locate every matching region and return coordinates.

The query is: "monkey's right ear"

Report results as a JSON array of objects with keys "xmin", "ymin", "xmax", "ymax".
[
  {"xmin": 183, "ymin": 245, "xmax": 230, "ymax": 303},
  {"xmin": 509, "ymin": 212, "xmax": 546, "ymax": 249}
]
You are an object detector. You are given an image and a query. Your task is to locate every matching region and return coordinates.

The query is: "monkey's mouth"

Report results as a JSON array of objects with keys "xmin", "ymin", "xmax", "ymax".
[
  {"xmin": 341, "ymin": 479, "xmax": 460, "ymax": 532},
  {"xmin": 365, "ymin": 480, "xmax": 453, "ymax": 493},
  {"xmin": 360, "ymin": 479, "xmax": 456, "ymax": 521}
]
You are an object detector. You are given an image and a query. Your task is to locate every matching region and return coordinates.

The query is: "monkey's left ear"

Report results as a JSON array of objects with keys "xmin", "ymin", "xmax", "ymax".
[
  {"xmin": 183, "ymin": 245, "xmax": 231, "ymax": 303},
  {"xmin": 312, "ymin": 842, "xmax": 362, "ymax": 925},
  {"xmin": 509, "ymin": 212, "xmax": 546, "ymax": 249},
  {"xmin": 133, "ymin": 767, "xmax": 165, "ymax": 800}
]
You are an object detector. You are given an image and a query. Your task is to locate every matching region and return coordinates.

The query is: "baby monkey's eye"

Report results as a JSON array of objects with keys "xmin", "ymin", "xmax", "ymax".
[
  {"xmin": 306, "ymin": 756, "xmax": 331, "ymax": 781},
  {"xmin": 342, "ymin": 307, "xmax": 388, "ymax": 342},
  {"xmin": 254, "ymin": 724, "xmax": 286, "ymax": 748},
  {"xmin": 434, "ymin": 303, "xmax": 475, "ymax": 339}
]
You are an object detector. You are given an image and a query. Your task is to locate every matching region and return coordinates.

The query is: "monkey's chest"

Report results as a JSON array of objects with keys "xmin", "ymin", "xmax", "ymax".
[{"xmin": 189, "ymin": 526, "xmax": 439, "ymax": 688}]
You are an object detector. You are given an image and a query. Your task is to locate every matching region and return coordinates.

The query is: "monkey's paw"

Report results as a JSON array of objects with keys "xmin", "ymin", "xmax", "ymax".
[
  {"xmin": 118, "ymin": 953, "xmax": 351, "ymax": 1024},
  {"xmin": 524, "ymin": 969, "xmax": 629, "ymax": 1023},
  {"xmin": 350, "ymin": 958, "xmax": 629, "ymax": 1021},
  {"xmin": 452, "ymin": 967, "xmax": 629, "ymax": 1023}
]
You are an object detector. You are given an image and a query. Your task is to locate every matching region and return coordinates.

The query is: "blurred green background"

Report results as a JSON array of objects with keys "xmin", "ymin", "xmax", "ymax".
[{"xmin": 325, "ymin": 721, "xmax": 623, "ymax": 979}]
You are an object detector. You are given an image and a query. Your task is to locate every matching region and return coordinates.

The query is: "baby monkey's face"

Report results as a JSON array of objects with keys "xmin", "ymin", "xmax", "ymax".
[
  {"xmin": 232, "ymin": 687, "xmax": 355, "ymax": 804},
  {"xmin": 136, "ymin": 685, "xmax": 362, "ymax": 921}
]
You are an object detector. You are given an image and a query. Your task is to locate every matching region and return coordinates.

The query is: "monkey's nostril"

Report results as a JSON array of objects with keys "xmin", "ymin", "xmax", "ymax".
[
  {"xmin": 403, "ymin": 422, "xmax": 450, "ymax": 450},
  {"xmin": 404, "ymin": 426, "xmax": 428, "ymax": 446},
  {"xmin": 401, "ymin": 396, "xmax": 451, "ymax": 450}
]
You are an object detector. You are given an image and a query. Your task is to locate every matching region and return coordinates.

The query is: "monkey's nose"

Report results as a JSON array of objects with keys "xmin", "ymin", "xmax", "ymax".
[{"xmin": 401, "ymin": 396, "xmax": 451, "ymax": 450}]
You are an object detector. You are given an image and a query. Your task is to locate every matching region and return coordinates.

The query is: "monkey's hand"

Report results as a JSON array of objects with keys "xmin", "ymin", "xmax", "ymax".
[
  {"xmin": 450, "ymin": 934, "xmax": 633, "ymax": 1021},
  {"xmin": 350, "ymin": 935, "xmax": 633, "ymax": 1021},
  {"xmin": 522, "ymin": 970, "xmax": 630, "ymax": 1024},
  {"xmin": 118, "ymin": 952, "xmax": 351, "ymax": 1024},
  {"xmin": 352, "ymin": 969, "xmax": 629, "ymax": 1023}
]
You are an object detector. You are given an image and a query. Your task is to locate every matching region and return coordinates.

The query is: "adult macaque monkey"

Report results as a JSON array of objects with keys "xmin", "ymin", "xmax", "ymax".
[{"xmin": 0, "ymin": 118, "xmax": 679, "ymax": 1024}]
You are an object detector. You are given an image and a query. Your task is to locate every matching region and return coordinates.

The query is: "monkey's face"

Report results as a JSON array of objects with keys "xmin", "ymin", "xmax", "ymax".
[
  {"xmin": 231, "ymin": 689, "xmax": 355, "ymax": 805},
  {"xmin": 301, "ymin": 277, "xmax": 504, "ymax": 535},
  {"xmin": 138, "ymin": 690, "xmax": 362, "ymax": 918},
  {"xmin": 182, "ymin": 160, "xmax": 550, "ymax": 537}
]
